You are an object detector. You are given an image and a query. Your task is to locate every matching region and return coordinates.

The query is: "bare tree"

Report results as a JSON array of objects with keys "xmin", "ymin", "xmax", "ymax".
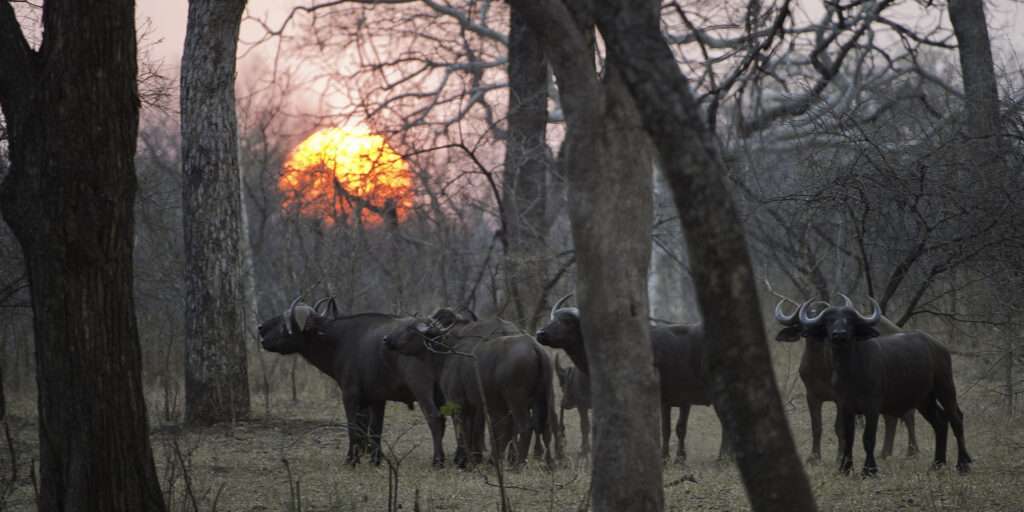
[
  {"xmin": 501, "ymin": 6, "xmax": 555, "ymax": 330},
  {"xmin": 508, "ymin": 1, "xmax": 664, "ymax": 510},
  {"xmin": 180, "ymin": 0, "xmax": 252, "ymax": 424},
  {"xmin": 0, "ymin": 1, "xmax": 167, "ymax": 508},
  {"xmin": 591, "ymin": 1, "xmax": 817, "ymax": 510}
]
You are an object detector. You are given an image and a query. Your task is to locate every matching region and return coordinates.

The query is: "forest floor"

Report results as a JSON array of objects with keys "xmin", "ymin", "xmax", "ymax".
[{"xmin": 2, "ymin": 369, "xmax": 1023, "ymax": 511}]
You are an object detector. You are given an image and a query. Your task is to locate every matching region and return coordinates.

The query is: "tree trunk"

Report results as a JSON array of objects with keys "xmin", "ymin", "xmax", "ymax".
[
  {"xmin": 948, "ymin": 1, "xmax": 1008, "ymax": 415},
  {"xmin": 509, "ymin": 1, "xmax": 665, "ymax": 510},
  {"xmin": 593, "ymin": 1, "xmax": 817, "ymax": 511},
  {"xmin": 573, "ymin": 72, "xmax": 662, "ymax": 512},
  {"xmin": 502, "ymin": 6, "xmax": 553, "ymax": 331},
  {"xmin": 1008, "ymin": 334, "xmax": 1015, "ymax": 417},
  {"xmin": 0, "ymin": 364, "xmax": 5, "ymax": 422},
  {"xmin": 0, "ymin": 1, "xmax": 167, "ymax": 509},
  {"xmin": 948, "ymin": 0, "xmax": 1001, "ymax": 155},
  {"xmin": 180, "ymin": 0, "xmax": 252, "ymax": 425}
]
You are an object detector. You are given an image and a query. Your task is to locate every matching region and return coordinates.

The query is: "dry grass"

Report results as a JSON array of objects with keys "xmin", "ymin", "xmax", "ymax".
[{"xmin": 2, "ymin": 367, "xmax": 1023, "ymax": 511}]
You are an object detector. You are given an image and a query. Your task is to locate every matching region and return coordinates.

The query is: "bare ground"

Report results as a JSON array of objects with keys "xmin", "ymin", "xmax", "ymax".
[{"xmin": 2, "ymin": 370, "xmax": 1023, "ymax": 511}]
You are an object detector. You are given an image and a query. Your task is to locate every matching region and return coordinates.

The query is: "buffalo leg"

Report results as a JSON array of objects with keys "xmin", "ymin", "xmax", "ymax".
[
  {"xmin": 918, "ymin": 398, "xmax": 950, "ymax": 469},
  {"xmin": 341, "ymin": 396, "xmax": 367, "ymax": 466},
  {"xmin": 456, "ymin": 413, "xmax": 468, "ymax": 468},
  {"xmin": 453, "ymin": 412, "xmax": 469, "ymax": 469},
  {"xmin": 530, "ymin": 430, "xmax": 543, "ymax": 461},
  {"xmin": 491, "ymin": 411, "xmax": 514, "ymax": 467},
  {"xmin": 469, "ymin": 409, "xmax": 486, "ymax": 467},
  {"xmin": 675, "ymin": 404, "xmax": 690, "ymax": 464},
  {"xmin": 936, "ymin": 382, "xmax": 972, "ymax": 473},
  {"xmin": 368, "ymin": 401, "xmax": 386, "ymax": 466},
  {"xmin": 660, "ymin": 405, "xmax": 671, "ymax": 460},
  {"xmin": 834, "ymin": 408, "xmax": 846, "ymax": 465},
  {"xmin": 880, "ymin": 414, "xmax": 897, "ymax": 459},
  {"xmin": 807, "ymin": 395, "xmax": 824, "ymax": 463},
  {"xmin": 862, "ymin": 411, "xmax": 880, "ymax": 477},
  {"xmin": 410, "ymin": 377, "xmax": 446, "ymax": 468},
  {"xmin": 838, "ymin": 407, "xmax": 856, "ymax": 475},
  {"xmin": 579, "ymin": 407, "xmax": 591, "ymax": 456},
  {"xmin": 512, "ymin": 408, "xmax": 533, "ymax": 468},
  {"xmin": 715, "ymin": 406, "xmax": 733, "ymax": 460},
  {"xmin": 902, "ymin": 410, "xmax": 919, "ymax": 457}
]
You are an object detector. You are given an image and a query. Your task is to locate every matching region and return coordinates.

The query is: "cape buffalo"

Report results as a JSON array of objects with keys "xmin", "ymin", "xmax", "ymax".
[
  {"xmin": 383, "ymin": 313, "xmax": 559, "ymax": 468},
  {"xmin": 794, "ymin": 295, "xmax": 971, "ymax": 476},
  {"xmin": 536, "ymin": 295, "xmax": 729, "ymax": 462},
  {"xmin": 258, "ymin": 297, "xmax": 447, "ymax": 467},
  {"xmin": 775, "ymin": 300, "xmax": 918, "ymax": 463},
  {"xmin": 554, "ymin": 354, "xmax": 591, "ymax": 456}
]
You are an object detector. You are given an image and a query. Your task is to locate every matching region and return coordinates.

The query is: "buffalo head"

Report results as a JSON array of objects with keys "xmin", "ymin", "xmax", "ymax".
[
  {"xmin": 383, "ymin": 309, "xmax": 458, "ymax": 356},
  {"xmin": 535, "ymin": 293, "xmax": 582, "ymax": 351},
  {"xmin": 774, "ymin": 299, "xmax": 830, "ymax": 342},
  {"xmin": 795, "ymin": 294, "xmax": 881, "ymax": 344},
  {"xmin": 258, "ymin": 295, "xmax": 321, "ymax": 354}
]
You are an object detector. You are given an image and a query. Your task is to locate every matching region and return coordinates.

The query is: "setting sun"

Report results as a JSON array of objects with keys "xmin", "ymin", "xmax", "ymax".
[{"xmin": 279, "ymin": 127, "xmax": 414, "ymax": 226}]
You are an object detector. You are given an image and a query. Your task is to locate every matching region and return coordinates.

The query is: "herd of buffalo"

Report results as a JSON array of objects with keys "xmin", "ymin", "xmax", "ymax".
[{"xmin": 257, "ymin": 292, "xmax": 971, "ymax": 477}]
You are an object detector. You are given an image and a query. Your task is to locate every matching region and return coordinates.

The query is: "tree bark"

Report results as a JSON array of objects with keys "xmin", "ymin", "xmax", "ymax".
[
  {"xmin": 180, "ymin": 0, "xmax": 252, "ymax": 425},
  {"xmin": 948, "ymin": 0, "xmax": 1001, "ymax": 153},
  {"xmin": 509, "ymin": 1, "xmax": 664, "ymax": 510},
  {"xmin": 0, "ymin": 1, "xmax": 167, "ymax": 509},
  {"xmin": 593, "ymin": 1, "xmax": 817, "ymax": 511},
  {"xmin": 502, "ymin": 6, "xmax": 553, "ymax": 331}
]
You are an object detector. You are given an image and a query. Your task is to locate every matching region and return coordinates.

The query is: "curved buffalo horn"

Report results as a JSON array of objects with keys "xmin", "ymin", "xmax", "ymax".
[
  {"xmin": 798, "ymin": 299, "xmax": 828, "ymax": 328},
  {"xmin": 838, "ymin": 293, "xmax": 854, "ymax": 310},
  {"xmin": 551, "ymin": 293, "xmax": 575, "ymax": 320},
  {"xmin": 286, "ymin": 295, "xmax": 303, "ymax": 335},
  {"xmin": 774, "ymin": 300, "xmax": 800, "ymax": 326},
  {"xmin": 313, "ymin": 297, "xmax": 331, "ymax": 315},
  {"xmin": 842, "ymin": 294, "xmax": 881, "ymax": 326}
]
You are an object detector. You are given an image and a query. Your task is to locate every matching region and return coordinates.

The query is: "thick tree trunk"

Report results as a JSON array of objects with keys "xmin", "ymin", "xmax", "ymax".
[
  {"xmin": 502, "ymin": 6, "xmax": 553, "ymax": 331},
  {"xmin": 0, "ymin": 1, "xmax": 167, "ymax": 509},
  {"xmin": 510, "ymin": 1, "xmax": 665, "ymax": 510},
  {"xmin": 948, "ymin": 0, "xmax": 1001, "ymax": 154},
  {"xmin": 180, "ymin": 0, "xmax": 252, "ymax": 425},
  {"xmin": 571, "ymin": 72, "xmax": 662, "ymax": 512},
  {"xmin": 593, "ymin": 1, "xmax": 817, "ymax": 511},
  {"xmin": 948, "ymin": 1, "xmax": 1008, "ymax": 414}
]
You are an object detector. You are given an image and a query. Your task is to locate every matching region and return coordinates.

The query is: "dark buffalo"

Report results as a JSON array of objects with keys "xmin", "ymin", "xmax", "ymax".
[
  {"xmin": 384, "ymin": 314, "xmax": 559, "ymax": 468},
  {"xmin": 258, "ymin": 297, "xmax": 447, "ymax": 467},
  {"xmin": 554, "ymin": 354, "xmax": 591, "ymax": 456},
  {"xmin": 775, "ymin": 300, "xmax": 918, "ymax": 463},
  {"xmin": 536, "ymin": 295, "xmax": 728, "ymax": 462},
  {"xmin": 794, "ymin": 295, "xmax": 971, "ymax": 476}
]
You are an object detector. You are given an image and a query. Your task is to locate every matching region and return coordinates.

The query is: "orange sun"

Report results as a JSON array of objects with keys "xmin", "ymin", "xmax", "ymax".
[{"xmin": 279, "ymin": 127, "xmax": 414, "ymax": 226}]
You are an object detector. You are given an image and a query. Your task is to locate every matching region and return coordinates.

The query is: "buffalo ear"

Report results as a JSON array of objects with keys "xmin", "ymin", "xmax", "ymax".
[
  {"xmin": 293, "ymin": 305, "xmax": 316, "ymax": 333},
  {"xmin": 775, "ymin": 327, "xmax": 802, "ymax": 342},
  {"xmin": 430, "ymin": 308, "xmax": 459, "ymax": 329}
]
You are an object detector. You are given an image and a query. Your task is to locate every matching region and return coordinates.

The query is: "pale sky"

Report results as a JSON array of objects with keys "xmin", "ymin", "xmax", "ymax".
[{"xmin": 139, "ymin": 0, "xmax": 292, "ymax": 76}]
